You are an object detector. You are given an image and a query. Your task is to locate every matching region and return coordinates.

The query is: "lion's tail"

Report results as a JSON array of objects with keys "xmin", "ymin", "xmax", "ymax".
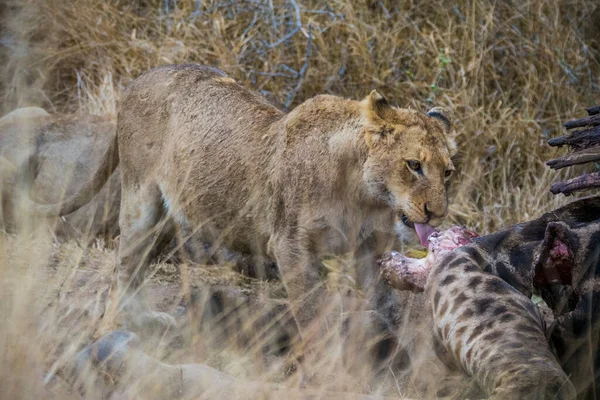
[{"xmin": 23, "ymin": 134, "xmax": 119, "ymax": 217}]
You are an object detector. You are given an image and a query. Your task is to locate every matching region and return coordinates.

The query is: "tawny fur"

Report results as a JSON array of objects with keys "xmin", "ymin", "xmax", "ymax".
[
  {"xmin": 0, "ymin": 108, "xmax": 120, "ymax": 241},
  {"xmin": 65, "ymin": 330, "xmax": 386, "ymax": 400},
  {"xmin": 29, "ymin": 65, "xmax": 457, "ymax": 343}
]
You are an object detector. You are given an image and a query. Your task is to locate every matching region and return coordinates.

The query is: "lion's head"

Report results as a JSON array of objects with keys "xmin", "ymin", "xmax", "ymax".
[{"xmin": 360, "ymin": 90, "xmax": 457, "ymax": 240}]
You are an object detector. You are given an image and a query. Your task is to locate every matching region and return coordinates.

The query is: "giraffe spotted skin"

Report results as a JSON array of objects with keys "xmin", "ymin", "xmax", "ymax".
[
  {"xmin": 428, "ymin": 244, "xmax": 574, "ymax": 399},
  {"xmin": 381, "ymin": 196, "xmax": 600, "ymax": 398},
  {"xmin": 465, "ymin": 196, "xmax": 600, "ymax": 398},
  {"xmin": 381, "ymin": 226, "xmax": 575, "ymax": 399}
]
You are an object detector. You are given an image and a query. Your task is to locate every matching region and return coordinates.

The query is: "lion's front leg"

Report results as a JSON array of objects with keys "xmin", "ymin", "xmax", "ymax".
[
  {"xmin": 99, "ymin": 185, "xmax": 177, "ymax": 338},
  {"xmin": 354, "ymin": 230, "xmax": 399, "ymax": 323},
  {"xmin": 353, "ymin": 230, "xmax": 411, "ymax": 372},
  {"xmin": 271, "ymin": 232, "xmax": 328, "ymax": 349}
]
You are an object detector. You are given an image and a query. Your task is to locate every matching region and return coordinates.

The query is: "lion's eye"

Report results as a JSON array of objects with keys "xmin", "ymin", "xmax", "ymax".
[
  {"xmin": 407, "ymin": 160, "xmax": 421, "ymax": 171},
  {"xmin": 445, "ymin": 169, "xmax": 454, "ymax": 178}
]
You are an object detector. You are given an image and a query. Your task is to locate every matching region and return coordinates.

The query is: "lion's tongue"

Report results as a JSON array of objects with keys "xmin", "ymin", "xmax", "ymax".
[{"xmin": 415, "ymin": 223, "xmax": 437, "ymax": 249}]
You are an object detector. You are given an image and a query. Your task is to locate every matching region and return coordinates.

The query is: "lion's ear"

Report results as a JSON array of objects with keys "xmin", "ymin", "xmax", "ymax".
[
  {"xmin": 361, "ymin": 90, "xmax": 397, "ymax": 147},
  {"xmin": 361, "ymin": 90, "xmax": 398, "ymax": 125},
  {"xmin": 426, "ymin": 107, "xmax": 453, "ymax": 133}
]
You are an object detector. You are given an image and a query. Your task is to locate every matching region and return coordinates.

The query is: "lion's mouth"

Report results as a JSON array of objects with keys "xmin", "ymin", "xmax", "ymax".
[
  {"xmin": 400, "ymin": 213, "xmax": 437, "ymax": 248},
  {"xmin": 400, "ymin": 213, "xmax": 415, "ymax": 229}
]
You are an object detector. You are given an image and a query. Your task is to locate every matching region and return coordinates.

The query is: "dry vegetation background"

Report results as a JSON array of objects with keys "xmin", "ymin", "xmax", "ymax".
[{"xmin": 0, "ymin": 0, "xmax": 599, "ymax": 399}]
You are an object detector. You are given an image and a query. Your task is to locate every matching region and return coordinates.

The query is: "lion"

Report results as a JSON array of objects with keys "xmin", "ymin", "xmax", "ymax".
[
  {"xmin": 28, "ymin": 65, "xmax": 457, "ymax": 356},
  {"xmin": 0, "ymin": 108, "xmax": 274, "ymax": 269},
  {"xmin": 0, "ymin": 107, "xmax": 120, "ymax": 242}
]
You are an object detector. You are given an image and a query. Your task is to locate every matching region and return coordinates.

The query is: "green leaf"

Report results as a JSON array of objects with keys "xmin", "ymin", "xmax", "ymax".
[
  {"xmin": 439, "ymin": 53, "xmax": 452, "ymax": 65},
  {"xmin": 531, "ymin": 294, "xmax": 543, "ymax": 304}
]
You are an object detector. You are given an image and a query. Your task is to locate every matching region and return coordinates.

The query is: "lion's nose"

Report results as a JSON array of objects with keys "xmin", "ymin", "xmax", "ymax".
[{"xmin": 424, "ymin": 202, "xmax": 446, "ymax": 222}]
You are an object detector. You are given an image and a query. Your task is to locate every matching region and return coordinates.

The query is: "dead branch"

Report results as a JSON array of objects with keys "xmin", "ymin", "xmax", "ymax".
[
  {"xmin": 283, "ymin": 24, "xmax": 312, "ymax": 108},
  {"xmin": 264, "ymin": 0, "xmax": 301, "ymax": 49}
]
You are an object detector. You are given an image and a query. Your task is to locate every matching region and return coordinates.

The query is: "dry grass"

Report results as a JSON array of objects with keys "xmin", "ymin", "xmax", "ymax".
[
  {"xmin": 0, "ymin": 0, "xmax": 599, "ymax": 398},
  {"xmin": 2, "ymin": 0, "xmax": 599, "ymax": 232}
]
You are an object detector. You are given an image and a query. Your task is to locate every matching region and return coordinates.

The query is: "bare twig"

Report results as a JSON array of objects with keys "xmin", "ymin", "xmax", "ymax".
[
  {"xmin": 379, "ymin": 1, "xmax": 391, "ymax": 19},
  {"xmin": 254, "ymin": 71, "xmax": 296, "ymax": 79},
  {"xmin": 284, "ymin": 24, "xmax": 312, "ymax": 109},
  {"xmin": 302, "ymin": 7, "xmax": 344, "ymax": 21},
  {"xmin": 264, "ymin": 0, "xmax": 301, "ymax": 49},
  {"xmin": 188, "ymin": 0, "xmax": 202, "ymax": 21},
  {"xmin": 241, "ymin": 11, "xmax": 259, "ymax": 37},
  {"xmin": 280, "ymin": 64, "xmax": 298, "ymax": 76}
]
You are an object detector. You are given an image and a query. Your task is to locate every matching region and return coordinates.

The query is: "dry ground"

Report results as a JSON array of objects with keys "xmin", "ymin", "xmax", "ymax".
[{"xmin": 1, "ymin": 224, "xmax": 439, "ymax": 399}]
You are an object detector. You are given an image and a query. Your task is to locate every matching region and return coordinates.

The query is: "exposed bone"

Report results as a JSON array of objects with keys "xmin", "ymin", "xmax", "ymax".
[
  {"xmin": 550, "ymin": 172, "xmax": 600, "ymax": 196},
  {"xmin": 547, "ymin": 126, "xmax": 600, "ymax": 151},
  {"xmin": 563, "ymin": 113, "xmax": 600, "ymax": 130},
  {"xmin": 587, "ymin": 106, "xmax": 600, "ymax": 116},
  {"xmin": 548, "ymin": 105, "xmax": 600, "ymax": 196},
  {"xmin": 379, "ymin": 252, "xmax": 428, "ymax": 292},
  {"xmin": 380, "ymin": 226, "xmax": 479, "ymax": 292},
  {"xmin": 546, "ymin": 146, "xmax": 600, "ymax": 169}
]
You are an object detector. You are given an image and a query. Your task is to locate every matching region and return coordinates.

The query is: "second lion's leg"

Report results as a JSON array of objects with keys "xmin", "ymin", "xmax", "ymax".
[
  {"xmin": 111, "ymin": 184, "xmax": 175, "ymax": 335},
  {"xmin": 271, "ymin": 231, "xmax": 329, "ymax": 382},
  {"xmin": 273, "ymin": 235, "xmax": 326, "ymax": 338}
]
